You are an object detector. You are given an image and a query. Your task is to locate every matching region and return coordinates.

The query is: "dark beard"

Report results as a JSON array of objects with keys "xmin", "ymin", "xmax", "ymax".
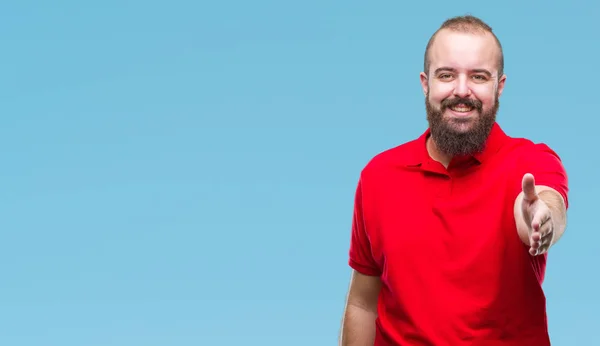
[{"xmin": 425, "ymin": 92, "xmax": 499, "ymax": 157}]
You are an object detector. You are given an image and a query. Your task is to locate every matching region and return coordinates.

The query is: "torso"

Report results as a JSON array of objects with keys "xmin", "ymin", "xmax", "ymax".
[{"xmin": 359, "ymin": 129, "xmax": 552, "ymax": 345}]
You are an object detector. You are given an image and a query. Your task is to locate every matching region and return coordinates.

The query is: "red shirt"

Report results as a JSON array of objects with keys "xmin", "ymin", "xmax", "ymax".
[{"xmin": 348, "ymin": 122, "xmax": 569, "ymax": 346}]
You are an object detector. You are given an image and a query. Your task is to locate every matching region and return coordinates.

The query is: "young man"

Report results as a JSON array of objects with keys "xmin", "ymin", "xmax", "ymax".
[{"xmin": 339, "ymin": 15, "xmax": 569, "ymax": 346}]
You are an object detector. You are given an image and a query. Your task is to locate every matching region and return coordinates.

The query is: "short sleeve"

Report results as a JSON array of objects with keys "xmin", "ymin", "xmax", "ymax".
[
  {"xmin": 348, "ymin": 177, "xmax": 381, "ymax": 276},
  {"xmin": 516, "ymin": 143, "xmax": 569, "ymax": 209}
]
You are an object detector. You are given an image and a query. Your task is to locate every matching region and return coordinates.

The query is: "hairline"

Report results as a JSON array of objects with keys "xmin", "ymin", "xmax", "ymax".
[{"xmin": 424, "ymin": 19, "xmax": 504, "ymax": 78}]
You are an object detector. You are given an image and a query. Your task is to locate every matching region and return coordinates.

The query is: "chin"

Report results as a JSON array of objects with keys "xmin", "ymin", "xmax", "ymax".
[{"xmin": 443, "ymin": 118, "xmax": 477, "ymax": 133}]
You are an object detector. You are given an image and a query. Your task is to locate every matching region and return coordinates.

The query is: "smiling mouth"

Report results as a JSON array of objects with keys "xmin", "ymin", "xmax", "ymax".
[{"xmin": 448, "ymin": 104, "xmax": 474, "ymax": 113}]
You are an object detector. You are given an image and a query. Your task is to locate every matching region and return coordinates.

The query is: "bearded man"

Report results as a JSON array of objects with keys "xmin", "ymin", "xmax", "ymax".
[{"xmin": 339, "ymin": 15, "xmax": 569, "ymax": 346}]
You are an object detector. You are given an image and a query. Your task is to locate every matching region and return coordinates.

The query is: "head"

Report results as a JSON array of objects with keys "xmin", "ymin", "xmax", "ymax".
[{"xmin": 420, "ymin": 15, "xmax": 506, "ymax": 157}]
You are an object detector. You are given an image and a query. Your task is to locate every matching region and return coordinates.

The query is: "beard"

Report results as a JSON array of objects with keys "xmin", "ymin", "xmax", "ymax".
[{"xmin": 425, "ymin": 92, "xmax": 499, "ymax": 157}]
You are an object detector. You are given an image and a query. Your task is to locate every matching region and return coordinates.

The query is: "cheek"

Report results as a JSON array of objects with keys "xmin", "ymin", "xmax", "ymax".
[
  {"xmin": 472, "ymin": 88, "xmax": 497, "ymax": 107},
  {"xmin": 428, "ymin": 84, "xmax": 453, "ymax": 102},
  {"xmin": 480, "ymin": 95, "xmax": 497, "ymax": 109}
]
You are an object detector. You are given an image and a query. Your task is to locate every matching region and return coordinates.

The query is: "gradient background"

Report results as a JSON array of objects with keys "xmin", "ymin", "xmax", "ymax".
[{"xmin": 1, "ymin": 1, "xmax": 597, "ymax": 345}]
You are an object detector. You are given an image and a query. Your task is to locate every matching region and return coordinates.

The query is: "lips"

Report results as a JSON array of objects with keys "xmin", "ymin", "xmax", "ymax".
[
  {"xmin": 449, "ymin": 104, "xmax": 474, "ymax": 113},
  {"xmin": 442, "ymin": 98, "xmax": 482, "ymax": 114}
]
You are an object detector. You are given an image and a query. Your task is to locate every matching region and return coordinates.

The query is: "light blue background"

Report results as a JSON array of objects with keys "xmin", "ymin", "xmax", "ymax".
[{"xmin": 0, "ymin": 1, "xmax": 596, "ymax": 345}]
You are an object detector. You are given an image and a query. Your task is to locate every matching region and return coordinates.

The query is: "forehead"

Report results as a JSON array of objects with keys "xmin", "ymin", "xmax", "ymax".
[{"xmin": 429, "ymin": 29, "xmax": 500, "ymax": 73}]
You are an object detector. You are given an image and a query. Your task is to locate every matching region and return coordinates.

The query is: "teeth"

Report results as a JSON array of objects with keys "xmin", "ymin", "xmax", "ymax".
[{"xmin": 450, "ymin": 105, "xmax": 472, "ymax": 112}]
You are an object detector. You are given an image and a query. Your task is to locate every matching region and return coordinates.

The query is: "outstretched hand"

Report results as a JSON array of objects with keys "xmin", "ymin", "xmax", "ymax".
[{"xmin": 521, "ymin": 173, "xmax": 554, "ymax": 256}]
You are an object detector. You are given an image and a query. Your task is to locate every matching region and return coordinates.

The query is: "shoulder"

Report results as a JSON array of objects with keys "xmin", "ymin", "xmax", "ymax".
[
  {"xmin": 359, "ymin": 136, "xmax": 422, "ymax": 180},
  {"xmin": 500, "ymin": 133, "xmax": 569, "ymax": 204},
  {"xmin": 501, "ymin": 135, "xmax": 565, "ymax": 166}
]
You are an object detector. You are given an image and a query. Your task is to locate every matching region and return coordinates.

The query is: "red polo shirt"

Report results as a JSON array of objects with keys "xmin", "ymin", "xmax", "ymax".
[{"xmin": 348, "ymin": 122, "xmax": 569, "ymax": 346}]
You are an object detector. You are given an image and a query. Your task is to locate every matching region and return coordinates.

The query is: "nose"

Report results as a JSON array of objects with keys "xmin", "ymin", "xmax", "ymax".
[{"xmin": 453, "ymin": 74, "xmax": 471, "ymax": 98}]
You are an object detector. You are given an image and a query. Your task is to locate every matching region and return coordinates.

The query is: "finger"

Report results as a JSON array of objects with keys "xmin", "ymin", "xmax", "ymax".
[
  {"xmin": 530, "ymin": 239, "xmax": 549, "ymax": 256},
  {"xmin": 532, "ymin": 237, "xmax": 551, "ymax": 256},
  {"xmin": 530, "ymin": 228, "xmax": 549, "ymax": 251},
  {"xmin": 531, "ymin": 213, "xmax": 545, "ymax": 233},
  {"xmin": 522, "ymin": 173, "xmax": 538, "ymax": 202},
  {"xmin": 530, "ymin": 218, "xmax": 550, "ymax": 243},
  {"xmin": 530, "ymin": 246, "xmax": 548, "ymax": 256},
  {"xmin": 540, "ymin": 224, "xmax": 554, "ymax": 246},
  {"xmin": 540, "ymin": 233, "xmax": 553, "ymax": 249},
  {"xmin": 529, "ymin": 246, "xmax": 540, "ymax": 256},
  {"xmin": 530, "ymin": 223, "xmax": 553, "ymax": 256},
  {"xmin": 539, "ymin": 219, "xmax": 552, "ymax": 237},
  {"xmin": 530, "ymin": 208, "xmax": 549, "ymax": 234}
]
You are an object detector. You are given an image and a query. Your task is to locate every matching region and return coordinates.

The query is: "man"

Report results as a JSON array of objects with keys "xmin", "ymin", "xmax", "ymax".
[{"xmin": 339, "ymin": 15, "xmax": 569, "ymax": 346}]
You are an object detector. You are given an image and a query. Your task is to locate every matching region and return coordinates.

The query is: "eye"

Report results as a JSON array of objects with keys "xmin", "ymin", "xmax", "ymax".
[
  {"xmin": 438, "ymin": 73, "xmax": 453, "ymax": 80},
  {"xmin": 472, "ymin": 74, "xmax": 488, "ymax": 81}
]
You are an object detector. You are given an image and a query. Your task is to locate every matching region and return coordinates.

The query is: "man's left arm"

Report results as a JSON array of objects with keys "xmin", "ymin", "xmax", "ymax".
[{"xmin": 512, "ymin": 143, "xmax": 569, "ymax": 256}]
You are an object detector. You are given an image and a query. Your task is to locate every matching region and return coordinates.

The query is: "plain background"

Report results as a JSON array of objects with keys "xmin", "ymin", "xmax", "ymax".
[{"xmin": 1, "ymin": 1, "xmax": 597, "ymax": 345}]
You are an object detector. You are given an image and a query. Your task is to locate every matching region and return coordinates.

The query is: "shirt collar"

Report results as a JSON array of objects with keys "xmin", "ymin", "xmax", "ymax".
[{"xmin": 404, "ymin": 122, "xmax": 508, "ymax": 168}]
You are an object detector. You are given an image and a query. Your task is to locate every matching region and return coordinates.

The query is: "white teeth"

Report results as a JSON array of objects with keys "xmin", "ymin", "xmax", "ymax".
[{"xmin": 450, "ymin": 106, "xmax": 472, "ymax": 112}]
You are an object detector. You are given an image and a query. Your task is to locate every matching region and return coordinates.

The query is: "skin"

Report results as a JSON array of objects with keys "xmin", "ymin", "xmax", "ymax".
[
  {"xmin": 516, "ymin": 173, "xmax": 567, "ymax": 256},
  {"xmin": 339, "ymin": 29, "xmax": 567, "ymax": 345},
  {"xmin": 339, "ymin": 271, "xmax": 381, "ymax": 346}
]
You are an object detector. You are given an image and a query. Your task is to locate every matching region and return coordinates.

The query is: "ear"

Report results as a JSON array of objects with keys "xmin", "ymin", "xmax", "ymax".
[
  {"xmin": 419, "ymin": 72, "xmax": 428, "ymax": 96},
  {"xmin": 497, "ymin": 74, "xmax": 507, "ymax": 98}
]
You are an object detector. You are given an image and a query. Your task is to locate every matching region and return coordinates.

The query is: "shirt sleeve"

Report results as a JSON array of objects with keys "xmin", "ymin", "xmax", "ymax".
[
  {"xmin": 348, "ymin": 177, "xmax": 381, "ymax": 276},
  {"xmin": 516, "ymin": 143, "xmax": 569, "ymax": 209}
]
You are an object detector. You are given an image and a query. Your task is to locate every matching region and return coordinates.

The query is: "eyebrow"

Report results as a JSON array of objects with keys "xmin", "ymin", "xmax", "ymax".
[{"xmin": 434, "ymin": 67, "xmax": 493, "ymax": 77}]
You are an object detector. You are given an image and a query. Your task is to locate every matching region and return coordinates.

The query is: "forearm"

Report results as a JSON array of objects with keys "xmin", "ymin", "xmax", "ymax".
[{"xmin": 339, "ymin": 303, "xmax": 377, "ymax": 346}]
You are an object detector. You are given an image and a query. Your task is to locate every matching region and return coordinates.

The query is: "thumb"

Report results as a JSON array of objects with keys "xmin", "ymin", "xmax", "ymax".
[{"xmin": 522, "ymin": 173, "xmax": 538, "ymax": 202}]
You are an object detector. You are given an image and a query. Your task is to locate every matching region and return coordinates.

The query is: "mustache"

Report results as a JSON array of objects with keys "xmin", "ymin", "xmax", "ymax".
[{"xmin": 441, "ymin": 97, "xmax": 483, "ymax": 111}]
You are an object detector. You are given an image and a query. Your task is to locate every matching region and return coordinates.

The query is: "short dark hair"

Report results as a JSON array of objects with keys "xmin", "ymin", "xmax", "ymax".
[{"xmin": 423, "ymin": 15, "xmax": 504, "ymax": 77}]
